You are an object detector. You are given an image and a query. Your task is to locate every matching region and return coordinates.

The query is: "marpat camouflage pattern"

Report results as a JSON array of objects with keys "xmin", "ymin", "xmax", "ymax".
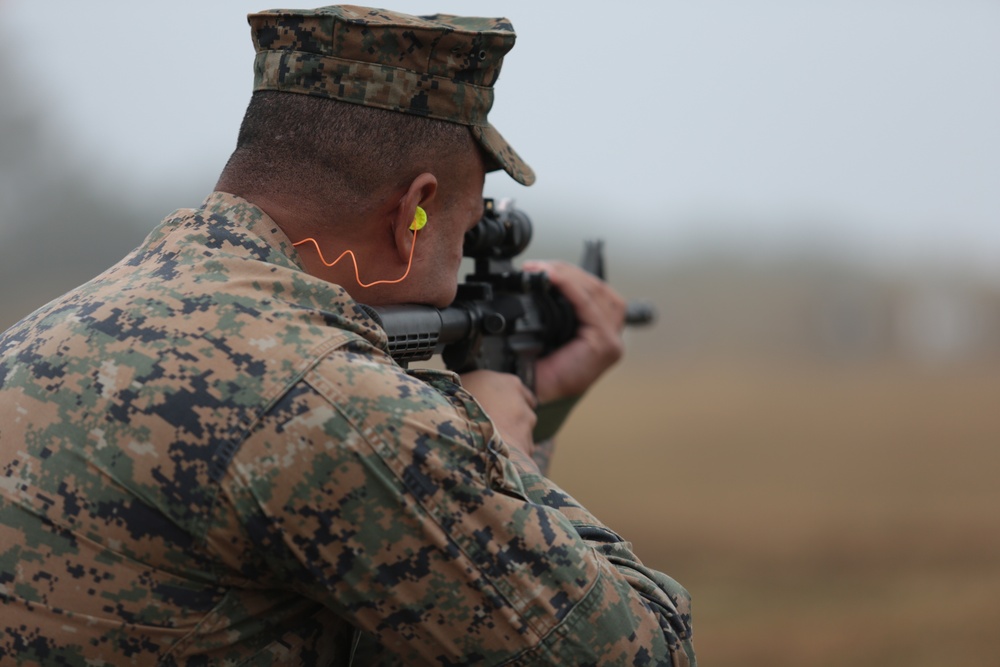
[
  {"xmin": 250, "ymin": 6, "xmax": 535, "ymax": 186},
  {"xmin": 0, "ymin": 192, "xmax": 694, "ymax": 665}
]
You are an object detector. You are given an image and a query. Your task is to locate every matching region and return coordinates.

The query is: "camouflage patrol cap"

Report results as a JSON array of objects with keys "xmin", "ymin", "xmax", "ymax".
[{"xmin": 248, "ymin": 5, "xmax": 535, "ymax": 186}]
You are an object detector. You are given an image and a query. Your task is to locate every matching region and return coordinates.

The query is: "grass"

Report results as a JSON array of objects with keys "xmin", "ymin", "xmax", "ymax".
[{"xmin": 551, "ymin": 358, "xmax": 1000, "ymax": 666}]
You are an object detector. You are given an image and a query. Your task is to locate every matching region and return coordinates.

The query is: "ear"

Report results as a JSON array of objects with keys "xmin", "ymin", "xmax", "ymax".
[{"xmin": 392, "ymin": 172, "xmax": 438, "ymax": 262}]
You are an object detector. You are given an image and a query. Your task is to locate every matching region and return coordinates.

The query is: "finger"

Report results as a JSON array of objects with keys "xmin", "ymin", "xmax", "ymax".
[
  {"xmin": 520, "ymin": 379, "xmax": 538, "ymax": 409},
  {"xmin": 525, "ymin": 261, "xmax": 625, "ymax": 328}
]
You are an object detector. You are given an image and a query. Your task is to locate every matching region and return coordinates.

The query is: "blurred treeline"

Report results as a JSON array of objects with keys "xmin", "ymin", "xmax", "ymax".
[
  {"xmin": 4, "ymin": 39, "xmax": 1000, "ymax": 360},
  {"xmin": 4, "ymin": 35, "xmax": 1000, "ymax": 667},
  {"xmin": 6, "ymin": 77, "xmax": 1000, "ymax": 367},
  {"xmin": 0, "ymin": 55, "xmax": 149, "ymax": 327}
]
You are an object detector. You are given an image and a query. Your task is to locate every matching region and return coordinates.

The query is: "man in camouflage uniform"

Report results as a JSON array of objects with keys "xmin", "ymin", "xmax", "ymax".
[{"xmin": 0, "ymin": 6, "xmax": 695, "ymax": 665}]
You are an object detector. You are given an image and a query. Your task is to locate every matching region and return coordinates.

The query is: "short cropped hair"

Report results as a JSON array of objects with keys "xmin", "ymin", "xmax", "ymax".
[{"xmin": 220, "ymin": 91, "xmax": 475, "ymax": 207}]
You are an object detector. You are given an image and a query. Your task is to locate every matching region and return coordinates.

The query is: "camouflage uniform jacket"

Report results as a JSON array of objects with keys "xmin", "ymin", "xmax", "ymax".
[{"xmin": 0, "ymin": 192, "xmax": 695, "ymax": 666}]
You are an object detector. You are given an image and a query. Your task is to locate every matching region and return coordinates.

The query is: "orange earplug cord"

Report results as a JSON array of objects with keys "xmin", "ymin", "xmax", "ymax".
[{"xmin": 292, "ymin": 227, "xmax": 419, "ymax": 288}]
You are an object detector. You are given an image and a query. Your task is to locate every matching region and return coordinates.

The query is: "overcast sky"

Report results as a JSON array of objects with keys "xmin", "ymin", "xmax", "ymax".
[{"xmin": 2, "ymin": 0, "xmax": 999, "ymax": 269}]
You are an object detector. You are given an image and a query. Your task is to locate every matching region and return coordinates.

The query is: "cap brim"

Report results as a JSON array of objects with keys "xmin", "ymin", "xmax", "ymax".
[{"xmin": 470, "ymin": 123, "xmax": 536, "ymax": 186}]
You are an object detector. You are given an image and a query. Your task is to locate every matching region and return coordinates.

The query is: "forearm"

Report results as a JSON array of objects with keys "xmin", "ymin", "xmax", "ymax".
[
  {"xmin": 508, "ymin": 450, "xmax": 697, "ymax": 665},
  {"xmin": 529, "ymin": 437, "xmax": 556, "ymax": 475},
  {"xmin": 263, "ymin": 359, "xmax": 694, "ymax": 665}
]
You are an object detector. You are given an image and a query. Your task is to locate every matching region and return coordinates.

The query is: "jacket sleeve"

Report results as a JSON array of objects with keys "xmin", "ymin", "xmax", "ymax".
[
  {"xmin": 222, "ymin": 349, "xmax": 695, "ymax": 666},
  {"xmin": 510, "ymin": 449, "xmax": 696, "ymax": 666}
]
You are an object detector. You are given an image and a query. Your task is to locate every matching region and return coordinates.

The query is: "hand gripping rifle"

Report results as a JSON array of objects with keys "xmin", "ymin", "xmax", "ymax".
[{"xmin": 359, "ymin": 198, "xmax": 654, "ymax": 439}]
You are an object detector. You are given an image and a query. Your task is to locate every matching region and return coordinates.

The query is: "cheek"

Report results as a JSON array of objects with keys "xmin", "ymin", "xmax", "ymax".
[
  {"xmin": 434, "ymin": 251, "xmax": 461, "ymax": 291},
  {"xmin": 418, "ymin": 233, "xmax": 461, "ymax": 284},
  {"xmin": 444, "ymin": 226, "xmax": 467, "ymax": 265},
  {"xmin": 441, "ymin": 241, "xmax": 464, "ymax": 286}
]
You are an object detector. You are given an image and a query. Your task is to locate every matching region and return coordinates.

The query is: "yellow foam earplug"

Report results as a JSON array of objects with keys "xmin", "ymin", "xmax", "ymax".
[{"xmin": 410, "ymin": 205, "xmax": 428, "ymax": 231}]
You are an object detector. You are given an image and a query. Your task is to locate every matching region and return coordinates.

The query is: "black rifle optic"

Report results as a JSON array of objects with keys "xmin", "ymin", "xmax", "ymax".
[{"xmin": 359, "ymin": 198, "xmax": 655, "ymax": 391}]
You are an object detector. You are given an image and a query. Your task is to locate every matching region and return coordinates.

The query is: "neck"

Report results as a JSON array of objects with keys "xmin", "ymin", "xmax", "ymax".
[{"xmin": 227, "ymin": 190, "xmax": 406, "ymax": 298}]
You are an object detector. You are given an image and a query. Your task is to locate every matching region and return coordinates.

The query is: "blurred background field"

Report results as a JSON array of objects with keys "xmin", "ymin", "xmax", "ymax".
[
  {"xmin": 545, "ymin": 246, "xmax": 1000, "ymax": 665},
  {"xmin": 3, "ymin": 2, "xmax": 1000, "ymax": 665},
  {"xmin": 557, "ymin": 357, "xmax": 1000, "ymax": 666}
]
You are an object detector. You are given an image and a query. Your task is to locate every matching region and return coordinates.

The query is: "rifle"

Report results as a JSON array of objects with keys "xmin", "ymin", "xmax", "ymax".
[{"xmin": 359, "ymin": 198, "xmax": 654, "ymax": 437}]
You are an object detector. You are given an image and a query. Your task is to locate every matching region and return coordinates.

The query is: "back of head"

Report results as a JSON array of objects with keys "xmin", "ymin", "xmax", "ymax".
[
  {"xmin": 219, "ymin": 91, "xmax": 474, "ymax": 212},
  {"xmin": 218, "ymin": 4, "xmax": 534, "ymax": 212}
]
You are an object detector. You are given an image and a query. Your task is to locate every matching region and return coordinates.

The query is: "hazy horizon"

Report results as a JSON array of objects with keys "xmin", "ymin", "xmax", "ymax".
[{"xmin": 1, "ymin": 1, "xmax": 999, "ymax": 275}]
